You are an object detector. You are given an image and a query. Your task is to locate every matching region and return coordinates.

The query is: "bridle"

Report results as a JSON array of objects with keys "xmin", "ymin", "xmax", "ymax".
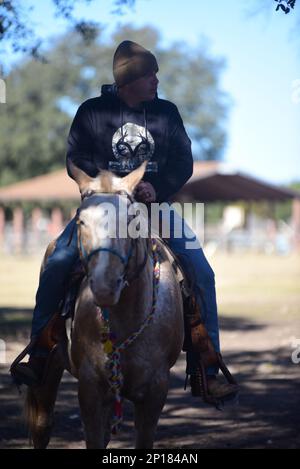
[{"xmin": 76, "ymin": 189, "xmax": 149, "ymax": 285}]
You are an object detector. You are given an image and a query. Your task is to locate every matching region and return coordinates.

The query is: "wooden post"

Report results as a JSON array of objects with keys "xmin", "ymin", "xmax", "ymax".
[
  {"xmin": 49, "ymin": 207, "xmax": 63, "ymax": 238},
  {"xmin": 0, "ymin": 206, "xmax": 5, "ymax": 252},
  {"xmin": 31, "ymin": 207, "xmax": 43, "ymax": 249},
  {"xmin": 13, "ymin": 206, "xmax": 24, "ymax": 254},
  {"xmin": 291, "ymin": 198, "xmax": 300, "ymax": 253}
]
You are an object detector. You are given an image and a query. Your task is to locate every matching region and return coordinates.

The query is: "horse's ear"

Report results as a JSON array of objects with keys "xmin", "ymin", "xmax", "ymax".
[
  {"xmin": 119, "ymin": 161, "xmax": 147, "ymax": 194},
  {"xmin": 68, "ymin": 161, "xmax": 99, "ymax": 193}
]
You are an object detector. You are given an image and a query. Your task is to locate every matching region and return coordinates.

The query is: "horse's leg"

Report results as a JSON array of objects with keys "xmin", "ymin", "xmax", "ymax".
[
  {"xmin": 78, "ymin": 368, "xmax": 113, "ymax": 449},
  {"xmin": 24, "ymin": 350, "xmax": 64, "ymax": 449},
  {"xmin": 134, "ymin": 370, "xmax": 170, "ymax": 449}
]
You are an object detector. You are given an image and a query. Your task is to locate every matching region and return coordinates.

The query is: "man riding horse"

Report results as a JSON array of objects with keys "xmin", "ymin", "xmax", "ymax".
[{"xmin": 11, "ymin": 40, "xmax": 238, "ymax": 403}]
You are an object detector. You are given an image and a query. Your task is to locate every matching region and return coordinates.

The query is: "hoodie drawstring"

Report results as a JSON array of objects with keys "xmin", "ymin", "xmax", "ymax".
[{"xmin": 119, "ymin": 102, "xmax": 149, "ymax": 148}]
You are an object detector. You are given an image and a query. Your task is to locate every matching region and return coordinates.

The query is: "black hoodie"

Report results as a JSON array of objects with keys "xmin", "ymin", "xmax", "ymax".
[{"xmin": 66, "ymin": 84, "xmax": 193, "ymax": 202}]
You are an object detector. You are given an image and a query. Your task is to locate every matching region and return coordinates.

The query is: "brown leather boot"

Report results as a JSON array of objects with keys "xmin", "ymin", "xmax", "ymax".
[
  {"xmin": 11, "ymin": 355, "xmax": 48, "ymax": 386},
  {"xmin": 10, "ymin": 313, "xmax": 65, "ymax": 387},
  {"xmin": 190, "ymin": 372, "xmax": 239, "ymax": 402},
  {"xmin": 184, "ymin": 295, "xmax": 238, "ymax": 404},
  {"xmin": 206, "ymin": 376, "xmax": 239, "ymax": 401}
]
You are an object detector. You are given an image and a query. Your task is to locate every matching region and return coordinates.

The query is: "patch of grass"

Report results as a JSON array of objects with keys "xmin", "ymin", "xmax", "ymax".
[
  {"xmin": 0, "ymin": 308, "xmax": 32, "ymax": 338},
  {"xmin": 210, "ymin": 252, "xmax": 300, "ymax": 321},
  {"xmin": 0, "ymin": 255, "xmax": 41, "ymax": 308},
  {"xmin": 0, "ymin": 252, "xmax": 299, "ymax": 330}
]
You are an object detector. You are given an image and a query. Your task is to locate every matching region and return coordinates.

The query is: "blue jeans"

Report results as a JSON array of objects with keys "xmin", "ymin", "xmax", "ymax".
[
  {"xmin": 160, "ymin": 206, "xmax": 220, "ymax": 375},
  {"xmin": 31, "ymin": 209, "xmax": 220, "ymax": 374},
  {"xmin": 31, "ymin": 217, "xmax": 78, "ymax": 338}
]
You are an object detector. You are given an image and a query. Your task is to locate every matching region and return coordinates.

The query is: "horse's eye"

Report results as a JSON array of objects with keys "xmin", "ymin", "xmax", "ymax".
[{"xmin": 80, "ymin": 220, "xmax": 85, "ymax": 226}]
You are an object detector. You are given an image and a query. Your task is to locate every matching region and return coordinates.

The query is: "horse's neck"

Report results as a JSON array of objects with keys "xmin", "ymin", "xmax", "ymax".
[{"xmin": 108, "ymin": 238, "xmax": 153, "ymax": 337}]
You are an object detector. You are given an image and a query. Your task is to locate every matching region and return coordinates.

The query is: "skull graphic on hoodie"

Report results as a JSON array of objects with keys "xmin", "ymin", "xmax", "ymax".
[{"xmin": 110, "ymin": 122, "xmax": 157, "ymax": 173}]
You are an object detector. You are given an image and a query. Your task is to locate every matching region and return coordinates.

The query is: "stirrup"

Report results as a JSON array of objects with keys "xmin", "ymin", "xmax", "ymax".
[
  {"xmin": 10, "ymin": 338, "xmax": 58, "ymax": 389},
  {"xmin": 187, "ymin": 353, "xmax": 238, "ymax": 409},
  {"xmin": 10, "ymin": 337, "xmax": 38, "ymax": 389}
]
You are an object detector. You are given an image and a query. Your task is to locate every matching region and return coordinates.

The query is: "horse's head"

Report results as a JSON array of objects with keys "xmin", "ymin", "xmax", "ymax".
[{"xmin": 69, "ymin": 161, "xmax": 147, "ymax": 306}]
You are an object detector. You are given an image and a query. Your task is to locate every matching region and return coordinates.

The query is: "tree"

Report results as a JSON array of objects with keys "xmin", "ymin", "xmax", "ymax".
[
  {"xmin": 246, "ymin": 0, "xmax": 299, "ymax": 29},
  {"xmin": 273, "ymin": 0, "xmax": 297, "ymax": 14},
  {"xmin": 1, "ymin": 0, "xmax": 299, "ymax": 70},
  {"xmin": 0, "ymin": 0, "xmax": 135, "ymax": 67},
  {"xmin": 0, "ymin": 24, "xmax": 229, "ymax": 186}
]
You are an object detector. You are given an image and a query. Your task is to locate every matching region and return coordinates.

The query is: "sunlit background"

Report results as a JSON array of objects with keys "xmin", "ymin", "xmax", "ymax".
[{"xmin": 0, "ymin": 0, "xmax": 299, "ymax": 449}]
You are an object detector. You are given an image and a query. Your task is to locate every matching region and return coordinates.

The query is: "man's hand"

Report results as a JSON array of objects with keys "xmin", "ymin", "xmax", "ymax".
[{"xmin": 135, "ymin": 181, "xmax": 156, "ymax": 203}]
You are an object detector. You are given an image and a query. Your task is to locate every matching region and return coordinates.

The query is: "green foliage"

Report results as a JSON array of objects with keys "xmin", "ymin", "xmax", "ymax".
[
  {"xmin": 273, "ymin": 181, "xmax": 300, "ymax": 221},
  {"xmin": 0, "ymin": 0, "xmax": 133, "ymax": 62},
  {"xmin": 205, "ymin": 202, "xmax": 226, "ymax": 224},
  {"xmin": 0, "ymin": 55, "xmax": 72, "ymax": 185},
  {"xmin": 289, "ymin": 181, "xmax": 300, "ymax": 191},
  {"xmin": 0, "ymin": 24, "xmax": 229, "ymax": 186}
]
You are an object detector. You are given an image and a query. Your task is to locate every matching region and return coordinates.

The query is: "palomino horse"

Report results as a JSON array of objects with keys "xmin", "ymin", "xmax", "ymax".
[{"xmin": 24, "ymin": 162, "xmax": 184, "ymax": 449}]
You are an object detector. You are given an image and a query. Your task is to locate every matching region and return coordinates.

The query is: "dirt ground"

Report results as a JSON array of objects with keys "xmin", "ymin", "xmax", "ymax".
[
  {"xmin": 1, "ymin": 311, "xmax": 299, "ymax": 449},
  {"xmin": 1, "ymin": 253, "xmax": 299, "ymax": 449}
]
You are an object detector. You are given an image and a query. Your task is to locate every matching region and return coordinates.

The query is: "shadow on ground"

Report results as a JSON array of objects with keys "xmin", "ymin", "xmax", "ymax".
[
  {"xmin": 0, "ymin": 307, "xmax": 32, "ymax": 338},
  {"xmin": 0, "ymin": 312, "xmax": 299, "ymax": 449}
]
